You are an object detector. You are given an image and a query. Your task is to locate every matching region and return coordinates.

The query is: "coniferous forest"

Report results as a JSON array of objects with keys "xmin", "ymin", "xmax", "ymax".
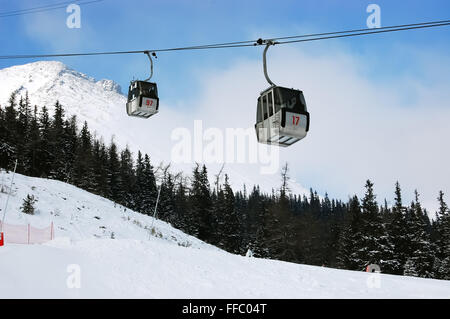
[{"xmin": 1, "ymin": 92, "xmax": 450, "ymax": 280}]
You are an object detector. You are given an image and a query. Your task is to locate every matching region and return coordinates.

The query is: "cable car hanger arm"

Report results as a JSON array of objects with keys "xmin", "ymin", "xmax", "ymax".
[
  {"xmin": 143, "ymin": 51, "xmax": 157, "ymax": 82},
  {"xmin": 258, "ymin": 39, "xmax": 279, "ymax": 87}
]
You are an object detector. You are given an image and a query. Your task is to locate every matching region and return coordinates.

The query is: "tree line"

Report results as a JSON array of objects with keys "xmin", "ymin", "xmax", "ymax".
[{"xmin": 1, "ymin": 92, "xmax": 449, "ymax": 280}]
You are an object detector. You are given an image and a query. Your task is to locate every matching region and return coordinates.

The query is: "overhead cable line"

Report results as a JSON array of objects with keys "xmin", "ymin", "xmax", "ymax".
[
  {"xmin": 0, "ymin": 0, "xmax": 105, "ymax": 19},
  {"xmin": 275, "ymin": 21, "xmax": 450, "ymax": 45},
  {"xmin": 0, "ymin": 19, "xmax": 449, "ymax": 60},
  {"xmin": 0, "ymin": 0, "xmax": 82, "ymax": 15},
  {"xmin": 269, "ymin": 18, "xmax": 450, "ymax": 41}
]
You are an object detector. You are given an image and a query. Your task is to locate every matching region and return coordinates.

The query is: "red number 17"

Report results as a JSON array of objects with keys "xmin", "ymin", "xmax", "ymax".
[{"xmin": 292, "ymin": 116, "xmax": 300, "ymax": 125}]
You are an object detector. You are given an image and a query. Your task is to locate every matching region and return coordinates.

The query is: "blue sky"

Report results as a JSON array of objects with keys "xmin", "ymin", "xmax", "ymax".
[
  {"xmin": 1, "ymin": 0, "xmax": 450, "ymax": 210},
  {"xmin": 1, "ymin": 0, "xmax": 449, "ymax": 101}
]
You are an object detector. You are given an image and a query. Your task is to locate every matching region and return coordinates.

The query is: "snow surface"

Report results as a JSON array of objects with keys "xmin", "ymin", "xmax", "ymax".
[
  {"xmin": 0, "ymin": 171, "xmax": 211, "ymax": 248},
  {"xmin": 1, "ymin": 172, "xmax": 450, "ymax": 299},
  {"xmin": 0, "ymin": 61, "xmax": 309, "ymax": 197}
]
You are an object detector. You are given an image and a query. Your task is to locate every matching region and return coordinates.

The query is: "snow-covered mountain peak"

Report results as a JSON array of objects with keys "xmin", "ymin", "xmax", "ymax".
[
  {"xmin": 15, "ymin": 60, "xmax": 67, "ymax": 75},
  {"xmin": 0, "ymin": 61, "xmax": 309, "ymax": 197},
  {"xmin": 0, "ymin": 60, "xmax": 127, "ymax": 143},
  {"xmin": 0, "ymin": 61, "xmax": 124, "ymax": 108},
  {"xmin": 6, "ymin": 61, "xmax": 90, "ymax": 88},
  {"xmin": 96, "ymin": 79, "xmax": 122, "ymax": 94}
]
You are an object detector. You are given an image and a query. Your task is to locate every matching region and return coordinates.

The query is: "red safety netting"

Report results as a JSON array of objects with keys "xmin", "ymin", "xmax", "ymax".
[{"xmin": 0, "ymin": 221, "xmax": 54, "ymax": 245}]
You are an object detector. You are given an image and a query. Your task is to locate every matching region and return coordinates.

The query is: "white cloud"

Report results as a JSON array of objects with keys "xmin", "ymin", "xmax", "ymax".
[{"xmin": 187, "ymin": 46, "xmax": 450, "ymax": 214}]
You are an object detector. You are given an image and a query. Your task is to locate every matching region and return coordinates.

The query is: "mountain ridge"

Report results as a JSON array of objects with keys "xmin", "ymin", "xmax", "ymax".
[{"xmin": 0, "ymin": 60, "xmax": 309, "ymax": 197}]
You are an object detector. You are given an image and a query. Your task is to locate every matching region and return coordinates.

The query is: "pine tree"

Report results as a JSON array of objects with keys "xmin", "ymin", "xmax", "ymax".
[
  {"xmin": 118, "ymin": 146, "xmax": 136, "ymax": 207},
  {"xmin": 222, "ymin": 175, "xmax": 240, "ymax": 253},
  {"xmin": 280, "ymin": 163, "xmax": 290, "ymax": 200},
  {"xmin": 388, "ymin": 182, "xmax": 409, "ymax": 274},
  {"xmin": 23, "ymin": 106, "xmax": 41, "ymax": 176},
  {"xmin": 174, "ymin": 179, "xmax": 198, "ymax": 235},
  {"xmin": 325, "ymin": 198, "xmax": 345, "ymax": 267},
  {"xmin": 16, "ymin": 94, "xmax": 32, "ymax": 173},
  {"xmin": 72, "ymin": 121, "xmax": 94, "ymax": 191},
  {"xmin": 213, "ymin": 174, "xmax": 240, "ymax": 252},
  {"xmin": 157, "ymin": 171, "xmax": 176, "ymax": 224},
  {"xmin": 139, "ymin": 154, "xmax": 157, "ymax": 214},
  {"xmin": 260, "ymin": 166, "xmax": 300, "ymax": 263},
  {"xmin": 62, "ymin": 115, "xmax": 78, "ymax": 183},
  {"xmin": 189, "ymin": 164, "xmax": 213, "ymax": 241},
  {"xmin": 173, "ymin": 178, "xmax": 190, "ymax": 233},
  {"xmin": 434, "ymin": 191, "xmax": 450, "ymax": 279},
  {"xmin": 243, "ymin": 186, "xmax": 268, "ymax": 257},
  {"xmin": 21, "ymin": 194, "xmax": 37, "ymax": 215},
  {"xmin": 91, "ymin": 139, "xmax": 109, "ymax": 197},
  {"xmin": 263, "ymin": 198, "xmax": 298, "ymax": 262},
  {"xmin": 133, "ymin": 151, "xmax": 145, "ymax": 212},
  {"xmin": 211, "ymin": 185, "xmax": 224, "ymax": 246},
  {"xmin": 49, "ymin": 101, "xmax": 68, "ymax": 180},
  {"xmin": 106, "ymin": 139, "xmax": 122, "ymax": 203},
  {"xmin": 2, "ymin": 92, "xmax": 19, "ymax": 168},
  {"xmin": 357, "ymin": 180, "xmax": 398, "ymax": 273},
  {"xmin": 403, "ymin": 191, "xmax": 435, "ymax": 278},
  {"xmin": 404, "ymin": 258, "xmax": 420, "ymax": 277},
  {"xmin": 37, "ymin": 105, "xmax": 53, "ymax": 177},
  {"xmin": 337, "ymin": 195, "xmax": 364, "ymax": 270}
]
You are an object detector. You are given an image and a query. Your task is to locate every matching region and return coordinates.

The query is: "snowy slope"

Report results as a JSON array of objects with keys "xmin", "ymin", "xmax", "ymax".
[
  {"xmin": 0, "ymin": 171, "xmax": 212, "ymax": 248},
  {"xmin": 0, "ymin": 61, "xmax": 308, "ymax": 196},
  {"xmin": 1, "ymin": 172, "xmax": 450, "ymax": 298}
]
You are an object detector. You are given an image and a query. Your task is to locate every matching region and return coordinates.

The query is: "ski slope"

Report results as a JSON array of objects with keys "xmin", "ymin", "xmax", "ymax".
[{"xmin": 1, "ymin": 172, "xmax": 450, "ymax": 298}]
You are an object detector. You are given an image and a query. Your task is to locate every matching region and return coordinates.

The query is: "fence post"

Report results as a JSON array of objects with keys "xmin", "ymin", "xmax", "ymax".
[
  {"xmin": 28, "ymin": 224, "xmax": 30, "ymax": 245},
  {"xmin": 50, "ymin": 222, "xmax": 54, "ymax": 240}
]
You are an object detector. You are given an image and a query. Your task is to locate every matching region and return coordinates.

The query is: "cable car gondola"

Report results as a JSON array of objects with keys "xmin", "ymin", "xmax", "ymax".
[
  {"xmin": 255, "ymin": 40, "xmax": 310, "ymax": 147},
  {"xmin": 126, "ymin": 51, "xmax": 160, "ymax": 119},
  {"xmin": 126, "ymin": 80, "xmax": 159, "ymax": 118}
]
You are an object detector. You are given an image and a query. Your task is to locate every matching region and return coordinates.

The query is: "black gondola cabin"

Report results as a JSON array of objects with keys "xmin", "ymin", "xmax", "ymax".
[
  {"xmin": 126, "ymin": 81, "xmax": 159, "ymax": 118},
  {"xmin": 255, "ymin": 86, "xmax": 310, "ymax": 147}
]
